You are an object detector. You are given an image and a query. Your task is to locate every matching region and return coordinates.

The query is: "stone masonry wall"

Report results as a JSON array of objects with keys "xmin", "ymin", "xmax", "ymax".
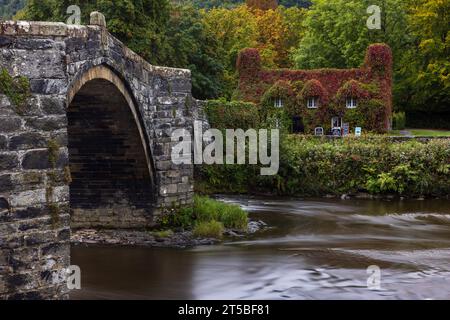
[{"xmin": 0, "ymin": 15, "xmax": 197, "ymax": 299}]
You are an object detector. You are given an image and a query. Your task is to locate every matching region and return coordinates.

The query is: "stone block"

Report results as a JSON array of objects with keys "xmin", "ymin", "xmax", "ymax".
[
  {"xmin": 0, "ymin": 36, "xmax": 13, "ymax": 47},
  {"xmin": 9, "ymin": 189, "xmax": 46, "ymax": 208},
  {"xmin": 21, "ymin": 149, "xmax": 68, "ymax": 169},
  {"xmin": 30, "ymin": 79, "xmax": 67, "ymax": 95},
  {"xmin": 25, "ymin": 116, "xmax": 67, "ymax": 132},
  {"xmin": 14, "ymin": 38, "xmax": 55, "ymax": 50},
  {"xmin": 0, "ymin": 117, "xmax": 22, "ymax": 133},
  {"xmin": 0, "ymin": 174, "xmax": 13, "ymax": 193},
  {"xmin": 40, "ymin": 96, "xmax": 66, "ymax": 115},
  {"xmin": 0, "ymin": 153, "xmax": 18, "ymax": 170},
  {"xmin": 9, "ymin": 132, "xmax": 47, "ymax": 150},
  {"xmin": 12, "ymin": 207, "xmax": 47, "ymax": 220}
]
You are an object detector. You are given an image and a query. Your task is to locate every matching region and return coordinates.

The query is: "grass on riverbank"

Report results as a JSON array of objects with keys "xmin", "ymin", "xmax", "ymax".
[
  {"xmin": 389, "ymin": 129, "xmax": 450, "ymax": 137},
  {"xmin": 193, "ymin": 220, "xmax": 225, "ymax": 239},
  {"xmin": 158, "ymin": 195, "xmax": 248, "ymax": 239}
]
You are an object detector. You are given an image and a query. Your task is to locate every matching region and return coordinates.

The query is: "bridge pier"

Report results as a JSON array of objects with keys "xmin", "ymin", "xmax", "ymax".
[{"xmin": 0, "ymin": 16, "xmax": 198, "ymax": 299}]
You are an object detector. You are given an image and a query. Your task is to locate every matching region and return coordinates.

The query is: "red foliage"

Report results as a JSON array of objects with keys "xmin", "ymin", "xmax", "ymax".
[
  {"xmin": 236, "ymin": 44, "xmax": 393, "ymax": 131},
  {"xmin": 300, "ymin": 79, "xmax": 329, "ymax": 104},
  {"xmin": 364, "ymin": 43, "xmax": 393, "ymax": 78},
  {"xmin": 237, "ymin": 48, "xmax": 262, "ymax": 78},
  {"xmin": 246, "ymin": 0, "xmax": 278, "ymax": 10},
  {"xmin": 335, "ymin": 80, "xmax": 370, "ymax": 101}
]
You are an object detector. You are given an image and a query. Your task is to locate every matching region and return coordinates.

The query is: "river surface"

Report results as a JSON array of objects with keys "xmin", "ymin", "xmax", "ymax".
[{"xmin": 71, "ymin": 196, "xmax": 450, "ymax": 300}]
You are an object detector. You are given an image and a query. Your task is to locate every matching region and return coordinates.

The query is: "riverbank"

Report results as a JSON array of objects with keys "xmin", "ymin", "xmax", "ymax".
[{"xmin": 71, "ymin": 219, "xmax": 268, "ymax": 249}]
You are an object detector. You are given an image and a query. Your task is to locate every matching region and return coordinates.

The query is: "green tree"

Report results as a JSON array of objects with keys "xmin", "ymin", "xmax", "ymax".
[
  {"xmin": 16, "ymin": 0, "xmax": 170, "ymax": 66},
  {"xmin": 0, "ymin": 0, "xmax": 26, "ymax": 19},
  {"xmin": 397, "ymin": 0, "xmax": 449, "ymax": 113},
  {"xmin": 165, "ymin": 4, "xmax": 225, "ymax": 99},
  {"xmin": 203, "ymin": 5, "xmax": 258, "ymax": 97},
  {"xmin": 293, "ymin": 0, "xmax": 410, "ymax": 69}
]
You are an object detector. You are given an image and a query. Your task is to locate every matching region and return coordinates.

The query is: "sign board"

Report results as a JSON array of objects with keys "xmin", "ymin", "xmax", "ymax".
[
  {"xmin": 314, "ymin": 127, "xmax": 324, "ymax": 136},
  {"xmin": 355, "ymin": 127, "xmax": 362, "ymax": 137},
  {"xmin": 332, "ymin": 128, "xmax": 341, "ymax": 137},
  {"xmin": 343, "ymin": 123, "xmax": 350, "ymax": 136}
]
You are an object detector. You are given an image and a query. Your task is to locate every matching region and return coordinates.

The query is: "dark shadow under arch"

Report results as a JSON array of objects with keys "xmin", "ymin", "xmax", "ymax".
[{"xmin": 67, "ymin": 66, "xmax": 156, "ymax": 228}]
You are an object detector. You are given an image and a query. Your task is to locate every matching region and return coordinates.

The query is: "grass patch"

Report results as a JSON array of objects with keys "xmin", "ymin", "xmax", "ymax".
[
  {"xmin": 193, "ymin": 221, "xmax": 224, "ymax": 239},
  {"xmin": 194, "ymin": 195, "xmax": 248, "ymax": 231},
  {"xmin": 0, "ymin": 68, "xmax": 30, "ymax": 114},
  {"xmin": 389, "ymin": 129, "xmax": 450, "ymax": 137},
  {"xmin": 157, "ymin": 196, "xmax": 249, "ymax": 239},
  {"xmin": 217, "ymin": 204, "xmax": 248, "ymax": 230},
  {"xmin": 150, "ymin": 230, "xmax": 174, "ymax": 238},
  {"xmin": 410, "ymin": 129, "xmax": 450, "ymax": 137}
]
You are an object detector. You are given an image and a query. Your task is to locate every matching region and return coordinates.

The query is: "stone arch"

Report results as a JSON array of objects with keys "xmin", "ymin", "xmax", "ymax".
[{"xmin": 67, "ymin": 65, "xmax": 156, "ymax": 228}]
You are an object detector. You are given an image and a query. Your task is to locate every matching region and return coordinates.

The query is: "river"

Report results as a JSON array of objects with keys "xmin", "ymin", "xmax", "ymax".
[{"xmin": 70, "ymin": 196, "xmax": 450, "ymax": 300}]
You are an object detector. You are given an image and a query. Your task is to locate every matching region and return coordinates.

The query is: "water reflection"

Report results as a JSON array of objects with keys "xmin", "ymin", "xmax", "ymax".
[{"xmin": 71, "ymin": 197, "xmax": 450, "ymax": 300}]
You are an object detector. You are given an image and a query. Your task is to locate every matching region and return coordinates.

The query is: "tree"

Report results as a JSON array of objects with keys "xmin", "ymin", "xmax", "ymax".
[
  {"xmin": 292, "ymin": 0, "xmax": 413, "ymax": 116},
  {"xmin": 203, "ymin": 5, "xmax": 258, "ymax": 97},
  {"xmin": 203, "ymin": 4, "xmax": 306, "ymax": 97},
  {"xmin": 293, "ymin": 0, "xmax": 410, "ymax": 69},
  {"xmin": 246, "ymin": 0, "xmax": 279, "ymax": 10},
  {"xmin": 165, "ymin": 4, "xmax": 225, "ymax": 99},
  {"xmin": 0, "ymin": 0, "xmax": 26, "ymax": 19},
  {"xmin": 16, "ymin": 0, "xmax": 170, "ymax": 66},
  {"xmin": 397, "ymin": 0, "xmax": 449, "ymax": 113}
]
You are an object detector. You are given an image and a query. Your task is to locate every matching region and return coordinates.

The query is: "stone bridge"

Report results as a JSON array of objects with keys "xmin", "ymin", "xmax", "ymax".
[{"xmin": 0, "ymin": 13, "xmax": 200, "ymax": 299}]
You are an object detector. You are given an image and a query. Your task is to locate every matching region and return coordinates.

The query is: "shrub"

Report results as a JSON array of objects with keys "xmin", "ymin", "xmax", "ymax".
[
  {"xmin": 194, "ymin": 195, "xmax": 248, "ymax": 230},
  {"xmin": 205, "ymin": 99, "xmax": 260, "ymax": 130},
  {"xmin": 194, "ymin": 195, "xmax": 220, "ymax": 222},
  {"xmin": 197, "ymin": 135, "xmax": 450, "ymax": 197},
  {"xmin": 193, "ymin": 221, "xmax": 224, "ymax": 239},
  {"xmin": 158, "ymin": 206, "xmax": 195, "ymax": 229},
  {"xmin": 218, "ymin": 204, "xmax": 248, "ymax": 231}
]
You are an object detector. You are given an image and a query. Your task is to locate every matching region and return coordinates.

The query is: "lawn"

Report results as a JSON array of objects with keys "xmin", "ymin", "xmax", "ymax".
[{"xmin": 389, "ymin": 129, "xmax": 450, "ymax": 137}]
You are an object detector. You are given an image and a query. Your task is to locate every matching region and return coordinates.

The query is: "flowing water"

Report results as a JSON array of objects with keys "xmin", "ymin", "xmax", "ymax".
[{"xmin": 71, "ymin": 196, "xmax": 450, "ymax": 300}]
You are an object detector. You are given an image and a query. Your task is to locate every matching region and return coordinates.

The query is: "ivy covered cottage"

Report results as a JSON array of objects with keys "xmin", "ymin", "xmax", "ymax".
[{"xmin": 234, "ymin": 43, "xmax": 393, "ymax": 135}]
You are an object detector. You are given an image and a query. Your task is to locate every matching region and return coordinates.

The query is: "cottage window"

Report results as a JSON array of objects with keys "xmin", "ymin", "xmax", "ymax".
[
  {"xmin": 346, "ymin": 97, "xmax": 357, "ymax": 109},
  {"xmin": 332, "ymin": 117, "xmax": 342, "ymax": 129},
  {"xmin": 274, "ymin": 98, "xmax": 283, "ymax": 108},
  {"xmin": 307, "ymin": 97, "xmax": 318, "ymax": 109}
]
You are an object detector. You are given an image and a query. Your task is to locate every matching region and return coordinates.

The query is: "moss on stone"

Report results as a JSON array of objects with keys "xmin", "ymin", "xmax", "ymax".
[
  {"xmin": 0, "ymin": 68, "xmax": 30, "ymax": 114},
  {"xmin": 185, "ymin": 95, "xmax": 192, "ymax": 108},
  {"xmin": 22, "ymin": 172, "xmax": 44, "ymax": 185},
  {"xmin": 47, "ymin": 139, "xmax": 60, "ymax": 169},
  {"xmin": 48, "ymin": 203, "xmax": 60, "ymax": 228},
  {"xmin": 64, "ymin": 166, "xmax": 72, "ymax": 184},
  {"xmin": 46, "ymin": 169, "xmax": 60, "ymax": 229}
]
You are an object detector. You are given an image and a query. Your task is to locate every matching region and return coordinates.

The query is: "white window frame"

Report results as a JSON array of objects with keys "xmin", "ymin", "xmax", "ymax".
[
  {"xmin": 346, "ymin": 97, "xmax": 357, "ymax": 109},
  {"xmin": 274, "ymin": 97, "xmax": 283, "ymax": 108},
  {"xmin": 307, "ymin": 97, "xmax": 318, "ymax": 109},
  {"xmin": 332, "ymin": 117, "xmax": 342, "ymax": 129},
  {"xmin": 315, "ymin": 127, "xmax": 324, "ymax": 136}
]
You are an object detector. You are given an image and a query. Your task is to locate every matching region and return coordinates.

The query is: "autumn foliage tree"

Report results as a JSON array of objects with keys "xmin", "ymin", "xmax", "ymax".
[{"xmin": 246, "ymin": 0, "xmax": 279, "ymax": 10}]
